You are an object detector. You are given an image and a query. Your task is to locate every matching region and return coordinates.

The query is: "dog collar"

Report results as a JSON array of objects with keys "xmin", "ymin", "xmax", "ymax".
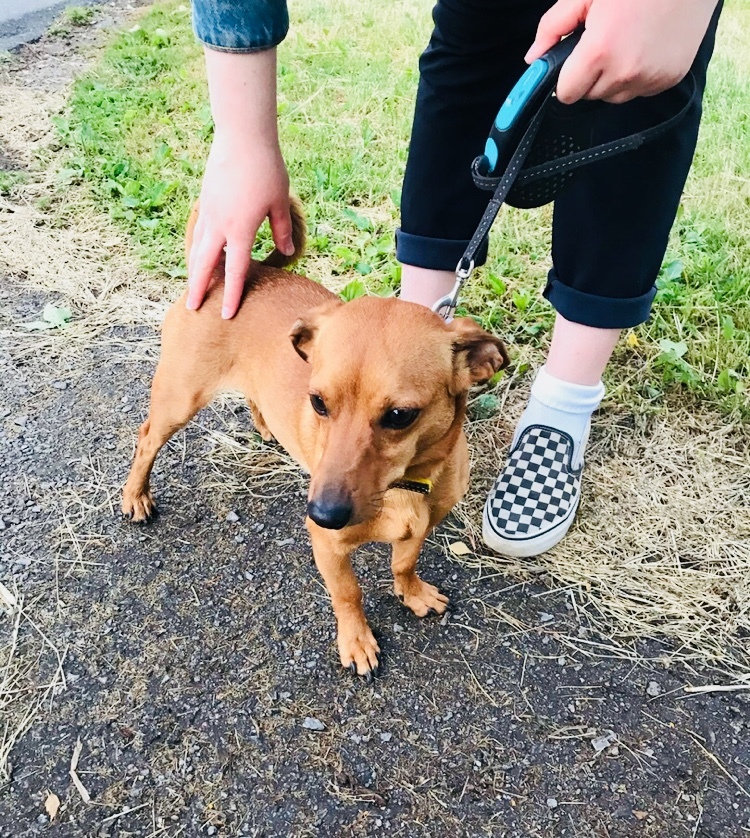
[{"xmin": 389, "ymin": 478, "xmax": 433, "ymax": 496}]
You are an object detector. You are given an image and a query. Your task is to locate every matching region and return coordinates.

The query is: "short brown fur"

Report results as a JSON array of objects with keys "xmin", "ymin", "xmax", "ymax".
[{"xmin": 123, "ymin": 198, "xmax": 509, "ymax": 678}]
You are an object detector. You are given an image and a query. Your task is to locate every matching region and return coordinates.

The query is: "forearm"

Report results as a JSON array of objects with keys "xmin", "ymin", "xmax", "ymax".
[
  {"xmin": 204, "ymin": 47, "xmax": 279, "ymax": 148},
  {"xmin": 187, "ymin": 1, "xmax": 293, "ymax": 318}
]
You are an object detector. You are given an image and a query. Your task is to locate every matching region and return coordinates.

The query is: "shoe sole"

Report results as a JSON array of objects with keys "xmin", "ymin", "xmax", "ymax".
[{"xmin": 482, "ymin": 494, "xmax": 580, "ymax": 558}]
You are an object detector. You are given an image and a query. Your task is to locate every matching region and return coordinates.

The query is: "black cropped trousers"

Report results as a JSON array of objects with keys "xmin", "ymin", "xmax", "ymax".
[{"xmin": 396, "ymin": 0, "xmax": 721, "ymax": 328}]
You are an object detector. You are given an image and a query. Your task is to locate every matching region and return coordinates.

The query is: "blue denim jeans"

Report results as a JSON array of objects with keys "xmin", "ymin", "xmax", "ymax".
[{"xmin": 192, "ymin": 0, "xmax": 288, "ymax": 52}]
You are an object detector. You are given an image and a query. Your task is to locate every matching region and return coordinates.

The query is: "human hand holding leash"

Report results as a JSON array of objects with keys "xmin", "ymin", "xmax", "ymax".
[
  {"xmin": 187, "ymin": 48, "xmax": 295, "ymax": 319},
  {"xmin": 525, "ymin": 0, "xmax": 719, "ymax": 105}
]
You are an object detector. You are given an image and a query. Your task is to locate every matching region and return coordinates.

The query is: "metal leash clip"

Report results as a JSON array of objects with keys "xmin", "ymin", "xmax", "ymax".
[{"xmin": 432, "ymin": 257, "xmax": 475, "ymax": 321}]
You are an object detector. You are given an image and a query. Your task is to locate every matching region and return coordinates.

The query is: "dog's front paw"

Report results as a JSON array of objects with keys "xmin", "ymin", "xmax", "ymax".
[
  {"xmin": 122, "ymin": 489, "xmax": 156, "ymax": 524},
  {"xmin": 337, "ymin": 620, "xmax": 381, "ymax": 682},
  {"xmin": 395, "ymin": 575, "xmax": 449, "ymax": 618}
]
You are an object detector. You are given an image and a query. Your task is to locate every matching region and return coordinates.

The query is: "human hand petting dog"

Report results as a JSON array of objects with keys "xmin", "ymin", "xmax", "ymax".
[
  {"xmin": 187, "ymin": 48, "xmax": 295, "ymax": 320},
  {"xmin": 525, "ymin": 0, "xmax": 719, "ymax": 105}
]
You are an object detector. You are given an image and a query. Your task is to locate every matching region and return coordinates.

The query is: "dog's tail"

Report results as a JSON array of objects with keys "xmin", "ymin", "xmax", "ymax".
[{"xmin": 262, "ymin": 195, "xmax": 306, "ymax": 269}]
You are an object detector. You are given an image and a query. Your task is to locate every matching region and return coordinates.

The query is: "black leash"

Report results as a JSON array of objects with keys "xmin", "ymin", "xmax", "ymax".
[{"xmin": 431, "ymin": 95, "xmax": 552, "ymax": 320}]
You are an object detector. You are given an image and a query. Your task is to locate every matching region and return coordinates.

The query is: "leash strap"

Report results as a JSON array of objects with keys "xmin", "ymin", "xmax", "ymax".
[
  {"xmin": 432, "ymin": 72, "xmax": 698, "ymax": 321},
  {"xmin": 472, "ymin": 72, "xmax": 698, "ymax": 193},
  {"xmin": 432, "ymin": 92, "xmax": 552, "ymax": 320}
]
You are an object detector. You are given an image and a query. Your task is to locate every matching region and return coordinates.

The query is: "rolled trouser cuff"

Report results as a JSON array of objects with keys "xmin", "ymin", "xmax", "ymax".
[
  {"xmin": 396, "ymin": 228, "xmax": 488, "ymax": 271},
  {"xmin": 543, "ymin": 273, "xmax": 657, "ymax": 329},
  {"xmin": 192, "ymin": 0, "xmax": 289, "ymax": 52}
]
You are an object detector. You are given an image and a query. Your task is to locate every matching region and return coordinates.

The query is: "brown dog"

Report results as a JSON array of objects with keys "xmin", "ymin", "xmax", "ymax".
[{"xmin": 122, "ymin": 198, "xmax": 508, "ymax": 679}]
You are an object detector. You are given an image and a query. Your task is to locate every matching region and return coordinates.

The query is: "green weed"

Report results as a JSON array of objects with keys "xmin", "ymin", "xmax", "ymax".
[
  {"xmin": 0, "ymin": 171, "xmax": 27, "ymax": 196},
  {"xmin": 65, "ymin": 6, "xmax": 96, "ymax": 26}
]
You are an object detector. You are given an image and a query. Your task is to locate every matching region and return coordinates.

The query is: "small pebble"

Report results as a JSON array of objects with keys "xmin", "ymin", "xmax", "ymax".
[
  {"xmin": 226, "ymin": 510, "xmax": 240, "ymax": 523},
  {"xmin": 646, "ymin": 680, "xmax": 662, "ymax": 697},
  {"xmin": 380, "ymin": 732, "xmax": 392, "ymax": 742},
  {"xmin": 547, "ymin": 798, "xmax": 558, "ymax": 809},
  {"xmin": 591, "ymin": 730, "xmax": 617, "ymax": 752},
  {"xmin": 302, "ymin": 717, "xmax": 325, "ymax": 731},
  {"xmin": 393, "ymin": 623, "xmax": 404, "ymax": 634}
]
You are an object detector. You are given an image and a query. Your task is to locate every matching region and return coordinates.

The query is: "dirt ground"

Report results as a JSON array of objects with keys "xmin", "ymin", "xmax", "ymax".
[{"xmin": 1, "ymin": 6, "xmax": 749, "ymax": 838}]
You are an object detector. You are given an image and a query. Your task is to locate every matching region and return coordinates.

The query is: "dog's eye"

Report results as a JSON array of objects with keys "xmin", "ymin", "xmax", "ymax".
[
  {"xmin": 381, "ymin": 408, "xmax": 420, "ymax": 430},
  {"xmin": 310, "ymin": 394, "xmax": 328, "ymax": 417}
]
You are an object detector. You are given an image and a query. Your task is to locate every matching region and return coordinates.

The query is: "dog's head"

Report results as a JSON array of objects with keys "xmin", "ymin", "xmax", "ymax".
[{"xmin": 290, "ymin": 297, "xmax": 509, "ymax": 529}]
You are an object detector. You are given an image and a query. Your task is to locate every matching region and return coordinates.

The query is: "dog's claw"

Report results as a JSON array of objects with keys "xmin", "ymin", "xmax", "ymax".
[
  {"xmin": 365, "ymin": 670, "xmax": 373, "ymax": 685},
  {"xmin": 348, "ymin": 662, "xmax": 357, "ymax": 675}
]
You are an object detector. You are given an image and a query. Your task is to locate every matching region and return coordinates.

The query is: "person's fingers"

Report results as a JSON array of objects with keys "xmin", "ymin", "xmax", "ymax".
[
  {"xmin": 589, "ymin": 81, "xmax": 638, "ymax": 104},
  {"xmin": 555, "ymin": 34, "xmax": 602, "ymax": 104},
  {"xmin": 525, "ymin": 0, "xmax": 586, "ymax": 63},
  {"xmin": 187, "ymin": 232, "xmax": 225, "ymax": 311},
  {"xmin": 187, "ymin": 212, "xmax": 207, "ymax": 280},
  {"xmin": 269, "ymin": 200, "xmax": 295, "ymax": 257},
  {"xmin": 221, "ymin": 240, "xmax": 253, "ymax": 319}
]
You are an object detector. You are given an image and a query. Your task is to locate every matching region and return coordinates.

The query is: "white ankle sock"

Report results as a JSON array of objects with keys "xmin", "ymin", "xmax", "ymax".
[{"xmin": 514, "ymin": 366, "xmax": 604, "ymax": 468}]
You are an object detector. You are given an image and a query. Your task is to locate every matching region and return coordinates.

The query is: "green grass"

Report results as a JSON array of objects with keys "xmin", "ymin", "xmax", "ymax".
[
  {"xmin": 0, "ymin": 171, "xmax": 27, "ymax": 196},
  {"xmin": 48, "ymin": 4, "xmax": 98, "ymax": 36},
  {"xmin": 53, "ymin": 0, "xmax": 750, "ymax": 413}
]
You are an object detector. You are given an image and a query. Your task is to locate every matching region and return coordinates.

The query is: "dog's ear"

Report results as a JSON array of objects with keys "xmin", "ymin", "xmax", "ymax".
[
  {"xmin": 449, "ymin": 317, "xmax": 510, "ymax": 393},
  {"xmin": 290, "ymin": 299, "xmax": 343, "ymax": 363}
]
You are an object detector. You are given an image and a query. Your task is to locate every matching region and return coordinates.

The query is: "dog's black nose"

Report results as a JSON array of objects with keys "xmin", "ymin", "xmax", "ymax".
[{"xmin": 307, "ymin": 496, "xmax": 353, "ymax": 530}]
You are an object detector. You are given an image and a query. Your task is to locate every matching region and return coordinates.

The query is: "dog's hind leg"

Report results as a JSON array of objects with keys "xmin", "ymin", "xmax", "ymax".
[{"xmin": 122, "ymin": 364, "xmax": 212, "ymax": 523}]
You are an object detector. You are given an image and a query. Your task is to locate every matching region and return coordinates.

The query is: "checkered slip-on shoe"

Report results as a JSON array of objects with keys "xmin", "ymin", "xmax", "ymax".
[{"xmin": 482, "ymin": 423, "xmax": 586, "ymax": 558}]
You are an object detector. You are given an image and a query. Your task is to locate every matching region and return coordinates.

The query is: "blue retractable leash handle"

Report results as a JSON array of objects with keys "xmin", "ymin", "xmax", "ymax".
[
  {"xmin": 431, "ymin": 27, "xmax": 697, "ymax": 320},
  {"xmin": 431, "ymin": 30, "xmax": 584, "ymax": 320},
  {"xmin": 477, "ymin": 28, "xmax": 583, "ymax": 179}
]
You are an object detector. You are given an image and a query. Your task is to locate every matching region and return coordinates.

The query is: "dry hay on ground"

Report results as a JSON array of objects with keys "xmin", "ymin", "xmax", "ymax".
[
  {"xmin": 453, "ymin": 393, "xmax": 750, "ymax": 680},
  {"xmin": 0, "ymin": 83, "xmax": 171, "ymax": 364}
]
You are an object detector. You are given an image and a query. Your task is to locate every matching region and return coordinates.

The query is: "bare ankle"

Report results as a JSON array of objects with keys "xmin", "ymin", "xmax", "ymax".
[
  {"xmin": 399, "ymin": 265, "xmax": 455, "ymax": 309},
  {"xmin": 546, "ymin": 314, "xmax": 620, "ymax": 385}
]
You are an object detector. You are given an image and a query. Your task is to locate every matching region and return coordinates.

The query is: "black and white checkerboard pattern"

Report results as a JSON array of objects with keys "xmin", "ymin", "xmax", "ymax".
[{"xmin": 486, "ymin": 425, "xmax": 581, "ymax": 539}]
